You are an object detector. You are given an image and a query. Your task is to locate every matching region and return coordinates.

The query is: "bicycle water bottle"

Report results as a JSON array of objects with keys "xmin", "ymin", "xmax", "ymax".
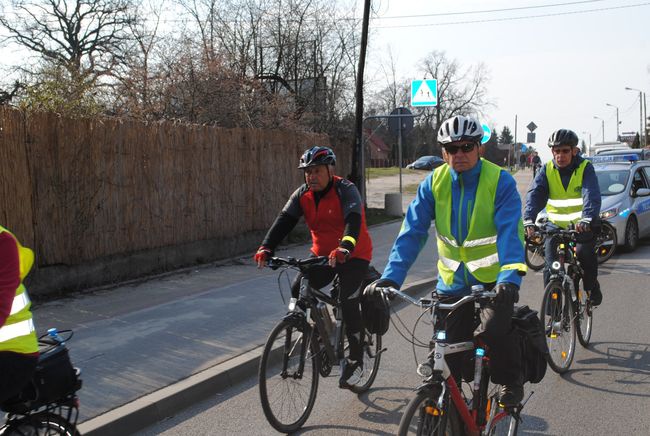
[
  {"xmin": 47, "ymin": 327, "xmax": 65, "ymax": 345},
  {"xmin": 472, "ymin": 347, "xmax": 485, "ymax": 409}
]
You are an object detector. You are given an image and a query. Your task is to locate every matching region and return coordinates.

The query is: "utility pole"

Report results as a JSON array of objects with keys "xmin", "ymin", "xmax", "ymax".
[
  {"xmin": 593, "ymin": 116, "xmax": 604, "ymax": 142},
  {"xmin": 605, "ymin": 103, "xmax": 619, "ymax": 140},
  {"xmin": 625, "ymin": 87, "xmax": 645, "ymax": 148},
  {"xmin": 351, "ymin": 0, "xmax": 371, "ymax": 200}
]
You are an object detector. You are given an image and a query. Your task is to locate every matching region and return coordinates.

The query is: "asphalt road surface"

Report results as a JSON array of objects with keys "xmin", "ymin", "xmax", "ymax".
[{"xmin": 139, "ymin": 239, "xmax": 650, "ymax": 435}]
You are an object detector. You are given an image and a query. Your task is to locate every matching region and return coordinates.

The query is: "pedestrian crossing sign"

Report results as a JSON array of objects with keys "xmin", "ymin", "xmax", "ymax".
[{"xmin": 411, "ymin": 79, "xmax": 437, "ymax": 107}]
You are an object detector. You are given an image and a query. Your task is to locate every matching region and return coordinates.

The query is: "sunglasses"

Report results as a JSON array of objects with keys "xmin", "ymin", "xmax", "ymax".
[
  {"xmin": 444, "ymin": 143, "xmax": 477, "ymax": 155},
  {"xmin": 552, "ymin": 148, "xmax": 572, "ymax": 155}
]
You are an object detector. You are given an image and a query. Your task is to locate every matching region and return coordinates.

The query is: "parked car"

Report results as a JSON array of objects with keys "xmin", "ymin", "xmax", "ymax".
[
  {"xmin": 406, "ymin": 155, "xmax": 444, "ymax": 170},
  {"xmin": 597, "ymin": 148, "xmax": 650, "ymax": 160},
  {"xmin": 588, "ymin": 154, "xmax": 650, "ymax": 251}
]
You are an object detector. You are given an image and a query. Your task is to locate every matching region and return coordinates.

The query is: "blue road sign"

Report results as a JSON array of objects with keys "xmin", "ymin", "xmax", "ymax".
[
  {"xmin": 411, "ymin": 79, "xmax": 438, "ymax": 107},
  {"xmin": 481, "ymin": 124, "xmax": 491, "ymax": 144}
]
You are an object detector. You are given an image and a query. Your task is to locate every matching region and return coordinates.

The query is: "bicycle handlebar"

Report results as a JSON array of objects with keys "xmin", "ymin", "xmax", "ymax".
[
  {"xmin": 378, "ymin": 286, "xmax": 497, "ymax": 310},
  {"xmin": 267, "ymin": 256, "xmax": 329, "ymax": 270}
]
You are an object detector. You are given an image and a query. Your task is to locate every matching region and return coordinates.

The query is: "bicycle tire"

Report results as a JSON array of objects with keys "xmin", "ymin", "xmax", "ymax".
[
  {"xmin": 258, "ymin": 318, "xmax": 319, "ymax": 433},
  {"xmin": 525, "ymin": 241, "xmax": 545, "ymax": 271},
  {"xmin": 574, "ymin": 277, "xmax": 593, "ymax": 347},
  {"xmin": 349, "ymin": 330, "xmax": 382, "ymax": 394},
  {"xmin": 5, "ymin": 412, "xmax": 81, "ymax": 436},
  {"xmin": 487, "ymin": 411, "xmax": 519, "ymax": 436},
  {"xmin": 540, "ymin": 281, "xmax": 576, "ymax": 373},
  {"xmin": 596, "ymin": 222, "xmax": 617, "ymax": 264},
  {"xmin": 397, "ymin": 387, "xmax": 462, "ymax": 436}
]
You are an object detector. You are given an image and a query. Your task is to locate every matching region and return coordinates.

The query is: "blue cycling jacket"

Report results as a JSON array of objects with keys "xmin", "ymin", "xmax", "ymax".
[
  {"xmin": 523, "ymin": 155, "xmax": 601, "ymax": 225},
  {"xmin": 382, "ymin": 160, "xmax": 525, "ymax": 296}
]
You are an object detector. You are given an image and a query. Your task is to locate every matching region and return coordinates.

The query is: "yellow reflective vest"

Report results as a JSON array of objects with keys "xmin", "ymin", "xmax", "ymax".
[
  {"xmin": 545, "ymin": 160, "xmax": 588, "ymax": 228},
  {"xmin": 433, "ymin": 159, "xmax": 503, "ymax": 285},
  {"xmin": 0, "ymin": 226, "xmax": 38, "ymax": 354}
]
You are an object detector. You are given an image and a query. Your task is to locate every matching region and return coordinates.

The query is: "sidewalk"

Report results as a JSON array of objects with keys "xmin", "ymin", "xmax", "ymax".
[
  {"xmin": 33, "ymin": 167, "xmax": 533, "ymax": 436},
  {"xmin": 32, "ymin": 220, "xmax": 439, "ymax": 436}
]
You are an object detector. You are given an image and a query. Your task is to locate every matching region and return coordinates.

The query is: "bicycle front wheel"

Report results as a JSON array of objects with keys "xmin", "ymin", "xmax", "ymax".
[
  {"xmin": 397, "ymin": 387, "xmax": 462, "ymax": 436},
  {"xmin": 596, "ymin": 222, "xmax": 617, "ymax": 264},
  {"xmin": 525, "ymin": 241, "xmax": 545, "ymax": 271},
  {"xmin": 540, "ymin": 281, "xmax": 576, "ymax": 373},
  {"xmin": 349, "ymin": 329, "xmax": 382, "ymax": 394},
  {"xmin": 258, "ymin": 318, "xmax": 319, "ymax": 433},
  {"xmin": 575, "ymin": 280, "xmax": 593, "ymax": 347}
]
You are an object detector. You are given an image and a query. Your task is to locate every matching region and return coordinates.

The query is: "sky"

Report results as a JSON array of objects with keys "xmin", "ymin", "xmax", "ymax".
[
  {"xmin": 358, "ymin": 0, "xmax": 650, "ymax": 162},
  {"xmin": 0, "ymin": 0, "xmax": 648, "ymax": 163}
]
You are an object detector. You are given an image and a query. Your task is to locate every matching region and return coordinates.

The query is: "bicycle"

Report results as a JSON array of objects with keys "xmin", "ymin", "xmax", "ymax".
[
  {"xmin": 1, "ymin": 329, "xmax": 82, "ymax": 436},
  {"xmin": 381, "ymin": 285, "xmax": 525, "ymax": 436},
  {"xmin": 525, "ymin": 221, "xmax": 617, "ymax": 271},
  {"xmin": 535, "ymin": 224, "xmax": 594, "ymax": 374},
  {"xmin": 258, "ymin": 256, "xmax": 384, "ymax": 433}
]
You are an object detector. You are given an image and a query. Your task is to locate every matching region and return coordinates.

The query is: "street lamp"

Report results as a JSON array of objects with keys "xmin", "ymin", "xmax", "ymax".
[
  {"xmin": 605, "ymin": 103, "xmax": 619, "ymax": 140},
  {"xmin": 593, "ymin": 116, "xmax": 604, "ymax": 143},
  {"xmin": 625, "ymin": 87, "xmax": 645, "ymax": 148}
]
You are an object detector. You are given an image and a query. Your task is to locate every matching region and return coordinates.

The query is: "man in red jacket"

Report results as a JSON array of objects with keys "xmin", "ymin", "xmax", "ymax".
[
  {"xmin": 0, "ymin": 226, "xmax": 39, "ymax": 404},
  {"xmin": 255, "ymin": 146, "xmax": 373, "ymax": 389}
]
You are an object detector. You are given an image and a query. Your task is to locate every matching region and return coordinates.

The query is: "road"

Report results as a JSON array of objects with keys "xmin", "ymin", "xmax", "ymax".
[{"xmin": 138, "ymin": 235, "xmax": 650, "ymax": 434}]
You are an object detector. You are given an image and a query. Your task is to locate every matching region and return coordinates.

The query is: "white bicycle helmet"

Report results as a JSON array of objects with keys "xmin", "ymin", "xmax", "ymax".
[{"xmin": 437, "ymin": 115, "xmax": 483, "ymax": 145}]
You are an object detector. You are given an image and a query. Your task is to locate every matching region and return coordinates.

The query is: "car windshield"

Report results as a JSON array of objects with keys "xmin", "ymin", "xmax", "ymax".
[{"xmin": 595, "ymin": 169, "xmax": 630, "ymax": 196}]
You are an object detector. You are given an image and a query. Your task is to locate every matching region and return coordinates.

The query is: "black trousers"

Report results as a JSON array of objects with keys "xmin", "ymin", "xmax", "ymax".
[
  {"xmin": 291, "ymin": 258, "xmax": 369, "ymax": 362},
  {"xmin": 544, "ymin": 230, "xmax": 598, "ymax": 291},
  {"xmin": 0, "ymin": 351, "xmax": 38, "ymax": 404},
  {"xmin": 438, "ymin": 293, "xmax": 523, "ymax": 386}
]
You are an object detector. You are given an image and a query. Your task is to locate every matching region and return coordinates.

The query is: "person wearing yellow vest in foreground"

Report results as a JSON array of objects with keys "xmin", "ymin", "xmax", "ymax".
[
  {"xmin": 367, "ymin": 115, "xmax": 528, "ymax": 407},
  {"xmin": 0, "ymin": 226, "xmax": 39, "ymax": 404},
  {"xmin": 524, "ymin": 129, "xmax": 602, "ymax": 306}
]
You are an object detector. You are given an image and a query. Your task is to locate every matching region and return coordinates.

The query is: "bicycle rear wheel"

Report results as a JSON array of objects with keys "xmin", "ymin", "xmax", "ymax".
[
  {"xmin": 487, "ymin": 411, "xmax": 518, "ymax": 436},
  {"xmin": 575, "ymin": 280, "xmax": 593, "ymax": 347},
  {"xmin": 540, "ymin": 281, "xmax": 576, "ymax": 373},
  {"xmin": 6, "ymin": 412, "xmax": 81, "ymax": 436},
  {"xmin": 525, "ymin": 241, "xmax": 545, "ymax": 271},
  {"xmin": 397, "ymin": 387, "xmax": 462, "ymax": 436},
  {"xmin": 349, "ymin": 329, "xmax": 382, "ymax": 394},
  {"xmin": 258, "ymin": 318, "xmax": 319, "ymax": 433}
]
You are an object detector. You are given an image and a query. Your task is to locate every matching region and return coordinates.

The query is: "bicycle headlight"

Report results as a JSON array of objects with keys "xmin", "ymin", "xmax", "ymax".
[
  {"xmin": 599, "ymin": 208, "xmax": 619, "ymax": 220},
  {"xmin": 551, "ymin": 261, "xmax": 561, "ymax": 271},
  {"xmin": 417, "ymin": 362, "xmax": 433, "ymax": 377}
]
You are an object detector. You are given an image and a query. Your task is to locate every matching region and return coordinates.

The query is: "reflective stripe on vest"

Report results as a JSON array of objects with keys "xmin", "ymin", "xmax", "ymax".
[
  {"xmin": 545, "ymin": 160, "xmax": 588, "ymax": 228},
  {"xmin": 0, "ymin": 318, "xmax": 35, "ymax": 343},
  {"xmin": 10, "ymin": 291, "xmax": 30, "ymax": 315},
  {"xmin": 0, "ymin": 226, "xmax": 38, "ymax": 354},
  {"xmin": 432, "ymin": 159, "xmax": 502, "ymax": 285}
]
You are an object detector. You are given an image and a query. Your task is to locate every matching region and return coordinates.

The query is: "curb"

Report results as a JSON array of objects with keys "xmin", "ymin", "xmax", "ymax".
[{"xmin": 77, "ymin": 277, "xmax": 436, "ymax": 436}]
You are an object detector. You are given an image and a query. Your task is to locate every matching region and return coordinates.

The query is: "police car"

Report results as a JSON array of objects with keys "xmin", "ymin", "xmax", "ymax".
[{"xmin": 588, "ymin": 154, "xmax": 650, "ymax": 251}]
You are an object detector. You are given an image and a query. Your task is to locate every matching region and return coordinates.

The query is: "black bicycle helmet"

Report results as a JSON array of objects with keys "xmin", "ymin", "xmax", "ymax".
[
  {"xmin": 547, "ymin": 129, "xmax": 578, "ymax": 148},
  {"xmin": 361, "ymin": 279, "xmax": 391, "ymax": 336},
  {"xmin": 298, "ymin": 146, "xmax": 336, "ymax": 169},
  {"xmin": 437, "ymin": 115, "xmax": 483, "ymax": 145}
]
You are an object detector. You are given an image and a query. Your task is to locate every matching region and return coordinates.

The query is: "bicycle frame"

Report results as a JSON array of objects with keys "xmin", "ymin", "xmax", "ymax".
[{"xmin": 388, "ymin": 289, "xmax": 514, "ymax": 435}]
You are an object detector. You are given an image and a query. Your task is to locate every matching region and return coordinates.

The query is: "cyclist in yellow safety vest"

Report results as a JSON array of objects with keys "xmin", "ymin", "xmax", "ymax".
[
  {"xmin": 367, "ymin": 115, "xmax": 528, "ymax": 407},
  {"xmin": 524, "ymin": 129, "xmax": 602, "ymax": 305},
  {"xmin": 0, "ymin": 225, "xmax": 39, "ymax": 404}
]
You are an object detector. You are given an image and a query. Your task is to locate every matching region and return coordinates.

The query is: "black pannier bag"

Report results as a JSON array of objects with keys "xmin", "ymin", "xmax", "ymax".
[
  {"xmin": 512, "ymin": 305, "xmax": 549, "ymax": 384},
  {"xmin": 1, "ymin": 342, "xmax": 80, "ymax": 413}
]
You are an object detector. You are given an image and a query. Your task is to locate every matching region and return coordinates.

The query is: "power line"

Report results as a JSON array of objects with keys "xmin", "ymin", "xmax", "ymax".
[
  {"xmin": 374, "ymin": 0, "xmax": 608, "ymax": 19},
  {"xmin": 375, "ymin": 2, "xmax": 650, "ymax": 28}
]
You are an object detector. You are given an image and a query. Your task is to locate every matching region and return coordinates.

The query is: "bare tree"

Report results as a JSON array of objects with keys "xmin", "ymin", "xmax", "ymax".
[
  {"xmin": 419, "ymin": 50, "xmax": 492, "ymax": 147},
  {"xmin": 0, "ymin": 0, "xmax": 137, "ymax": 112}
]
